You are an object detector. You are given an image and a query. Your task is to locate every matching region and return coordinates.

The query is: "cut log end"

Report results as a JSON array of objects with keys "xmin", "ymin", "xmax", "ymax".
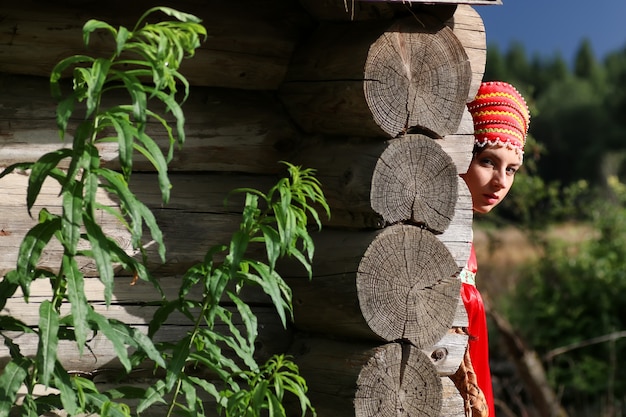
[
  {"xmin": 357, "ymin": 225, "xmax": 461, "ymax": 348},
  {"xmin": 355, "ymin": 343, "xmax": 443, "ymax": 417},
  {"xmin": 370, "ymin": 136, "xmax": 458, "ymax": 233},
  {"xmin": 364, "ymin": 16, "xmax": 471, "ymax": 138}
]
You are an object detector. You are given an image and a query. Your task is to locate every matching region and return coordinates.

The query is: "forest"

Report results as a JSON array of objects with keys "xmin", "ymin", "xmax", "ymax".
[{"xmin": 479, "ymin": 39, "xmax": 626, "ymax": 417}]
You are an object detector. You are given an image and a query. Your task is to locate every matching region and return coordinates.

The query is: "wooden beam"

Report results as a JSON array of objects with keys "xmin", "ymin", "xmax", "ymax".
[
  {"xmin": 0, "ymin": 0, "xmax": 313, "ymax": 89},
  {"xmin": 279, "ymin": 14, "xmax": 472, "ymax": 138}
]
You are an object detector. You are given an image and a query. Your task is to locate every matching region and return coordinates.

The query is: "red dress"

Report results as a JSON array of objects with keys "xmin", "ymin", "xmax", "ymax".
[{"xmin": 460, "ymin": 244, "xmax": 495, "ymax": 417}]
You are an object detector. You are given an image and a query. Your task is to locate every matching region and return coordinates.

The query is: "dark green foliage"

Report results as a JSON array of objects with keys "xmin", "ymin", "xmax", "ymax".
[
  {"xmin": 505, "ymin": 201, "xmax": 626, "ymax": 409},
  {"xmin": 485, "ymin": 39, "xmax": 626, "ymax": 414}
]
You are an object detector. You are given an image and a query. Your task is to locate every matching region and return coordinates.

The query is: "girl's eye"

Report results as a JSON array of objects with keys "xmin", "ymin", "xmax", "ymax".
[
  {"xmin": 479, "ymin": 158, "xmax": 494, "ymax": 166},
  {"xmin": 506, "ymin": 166, "xmax": 518, "ymax": 175}
]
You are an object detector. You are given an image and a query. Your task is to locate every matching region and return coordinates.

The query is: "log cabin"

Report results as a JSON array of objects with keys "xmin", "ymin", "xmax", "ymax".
[{"xmin": 0, "ymin": 0, "xmax": 502, "ymax": 415}]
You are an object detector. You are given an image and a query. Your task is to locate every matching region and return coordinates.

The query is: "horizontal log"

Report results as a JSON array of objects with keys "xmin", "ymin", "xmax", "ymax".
[
  {"xmin": 279, "ymin": 14, "xmax": 472, "ymax": 138},
  {"xmin": 446, "ymin": 5, "xmax": 487, "ymax": 101},
  {"xmin": 0, "ymin": 74, "xmax": 299, "ymax": 174},
  {"xmin": 289, "ymin": 337, "xmax": 465, "ymax": 417},
  {"xmin": 0, "ymin": 306, "xmax": 291, "ymax": 372},
  {"xmin": 0, "ymin": 0, "xmax": 313, "ymax": 90},
  {"xmin": 283, "ymin": 225, "xmax": 467, "ymax": 344},
  {"xmin": 0, "ymin": 169, "xmax": 471, "ymax": 281},
  {"xmin": 357, "ymin": 225, "xmax": 461, "ymax": 347},
  {"xmin": 370, "ymin": 135, "xmax": 458, "ymax": 232}
]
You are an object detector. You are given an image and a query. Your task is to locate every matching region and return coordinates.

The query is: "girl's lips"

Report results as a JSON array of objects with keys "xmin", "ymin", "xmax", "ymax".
[{"xmin": 484, "ymin": 194, "xmax": 499, "ymax": 205}]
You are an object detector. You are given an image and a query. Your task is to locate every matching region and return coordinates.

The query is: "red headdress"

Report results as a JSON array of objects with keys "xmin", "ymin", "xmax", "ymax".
[{"xmin": 467, "ymin": 81, "xmax": 530, "ymax": 153}]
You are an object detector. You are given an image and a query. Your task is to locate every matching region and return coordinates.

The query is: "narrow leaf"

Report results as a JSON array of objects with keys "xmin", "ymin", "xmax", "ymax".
[
  {"xmin": 0, "ymin": 358, "xmax": 30, "ymax": 416},
  {"xmin": 54, "ymin": 361, "xmax": 80, "ymax": 416},
  {"xmin": 37, "ymin": 300, "xmax": 60, "ymax": 386},
  {"xmin": 82, "ymin": 20, "xmax": 117, "ymax": 46},
  {"xmin": 83, "ymin": 213, "xmax": 115, "ymax": 305},
  {"xmin": 16, "ymin": 211, "xmax": 61, "ymax": 287},
  {"xmin": 27, "ymin": 149, "xmax": 72, "ymax": 215},
  {"xmin": 134, "ymin": 132, "xmax": 171, "ymax": 203},
  {"xmin": 87, "ymin": 311, "xmax": 133, "ymax": 372},
  {"xmin": 61, "ymin": 180, "xmax": 83, "ymax": 256},
  {"xmin": 63, "ymin": 255, "xmax": 90, "ymax": 353}
]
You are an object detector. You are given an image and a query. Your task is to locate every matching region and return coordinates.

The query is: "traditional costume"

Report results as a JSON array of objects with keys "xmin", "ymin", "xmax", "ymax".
[{"xmin": 451, "ymin": 82, "xmax": 530, "ymax": 417}]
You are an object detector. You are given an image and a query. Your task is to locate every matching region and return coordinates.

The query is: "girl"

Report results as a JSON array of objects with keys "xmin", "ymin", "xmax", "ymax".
[{"xmin": 453, "ymin": 81, "xmax": 531, "ymax": 417}]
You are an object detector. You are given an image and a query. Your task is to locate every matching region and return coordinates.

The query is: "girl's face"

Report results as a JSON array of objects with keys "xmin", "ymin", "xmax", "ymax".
[{"xmin": 461, "ymin": 145, "xmax": 522, "ymax": 214}]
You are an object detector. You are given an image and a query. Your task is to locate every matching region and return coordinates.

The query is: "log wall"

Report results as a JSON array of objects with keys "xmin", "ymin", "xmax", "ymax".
[{"xmin": 0, "ymin": 1, "xmax": 490, "ymax": 415}]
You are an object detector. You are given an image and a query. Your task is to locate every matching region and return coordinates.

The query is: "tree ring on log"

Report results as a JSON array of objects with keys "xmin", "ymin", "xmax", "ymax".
[
  {"xmin": 370, "ymin": 135, "xmax": 458, "ymax": 233},
  {"xmin": 364, "ymin": 16, "xmax": 471, "ymax": 138},
  {"xmin": 355, "ymin": 343, "xmax": 442, "ymax": 417},
  {"xmin": 357, "ymin": 224, "xmax": 460, "ymax": 348}
]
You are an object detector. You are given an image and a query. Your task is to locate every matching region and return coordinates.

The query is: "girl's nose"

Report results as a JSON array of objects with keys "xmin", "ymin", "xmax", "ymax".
[{"xmin": 492, "ymin": 170, "xmax": 506, "ymax": 189}]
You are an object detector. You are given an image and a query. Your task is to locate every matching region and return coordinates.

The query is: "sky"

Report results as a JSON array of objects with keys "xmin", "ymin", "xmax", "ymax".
[{"xmin": 477, "ymin": 1, "xmax": 626, "ymax": 65}]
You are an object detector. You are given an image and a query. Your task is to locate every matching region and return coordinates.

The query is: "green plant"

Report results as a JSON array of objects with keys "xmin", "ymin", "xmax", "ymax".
[{"xmin": 0, "ymin": 8, "xmax": 326, "ymax": 417}]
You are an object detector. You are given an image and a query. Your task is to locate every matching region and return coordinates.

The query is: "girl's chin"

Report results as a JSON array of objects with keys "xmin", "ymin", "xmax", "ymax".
[{"xmin": 473, "ymin": 205, "xmax": 494, "ymax": 214}]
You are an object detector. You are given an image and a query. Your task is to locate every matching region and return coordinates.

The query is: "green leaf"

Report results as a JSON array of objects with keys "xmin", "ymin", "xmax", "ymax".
[
  {"xmin": 50, "ymin": 55, "xmax": 94, "ymax": 99},
  {"xmin": 97, "ymin": 169, "xmax": 142, "ymax": 247},
  {"xmin": 228, "ymin": 292, "xmax": 258, "ymax": 350},
  {"xmin": 0, "ymin": 162, "xmax": 33, "ymax": 180},
  {"xmin": 82, "ymin": 20, "xmax": 117, "ymax": 46},
  {"xmin": 27, "ymin": 149, "xmax": 72, "ymax": 215},
  {"xmin": 16, "ymin": 211, "xmax": 61, "ymax": 288},
  {"xmin": 145, "ymin": 7, "xmax": 203, "ymax": 25},
  {"xmin": 259, "ymin": 224, "xmax": 281, "ymax": 270},
  {"xmin": 87, "ymin": 311, "xmax": 133, "ymax": 372},
  {"xmin": 54, "ymin": 361, "xmax": 80, "ymax": 415},
  {"xmin": 85, "ymin": 58, "xmax": 111, "ymax": 118},
  {"xmin": 137, "ymin": 380, "xmax": 167, "ymax": 413},
  {"xmin": 106, "ymin": 240, "xmax": 155, "ymax": 289},
  {"xmin": 37, "ymin": 300, "xmax": 60, "ymax": 386},
  {"xmin": 213, "ymin": 308, "xmax": 257, "ymax": 370},
  {"xmin": 55, "ymin": 96, "xmax": 75, "ymax": 139},
  {"xmin": 62, "ymin": 180, "xmax": 83, "ymax": 256},
  {"xmin": 0, "ymin": 280, "xmax": 19, "ymax": 310},
  {"xmin": 115, "ymin": 26, "xmax": 131, "ymax": 55},
  {"xmin": 0, "ymin": 358, "xmax": 30, "ymax": 416},
  {"xmin": 64, "ymin": 255, "xmax": 90, "ymax": 353},
  {"xmin": 90, "ymin": 312, "xmax": 166, "ymax": 370},
  {"xmin": 98, "ymin": 168, "xmax": 165, "ymax": 260},
  {"xmin": 187, "ymin": 375, "xmax": 221, "ymax": 403},
  {"xmin": 181, "ymin": 376, "xmax": 200, "ymax": 415},
  {"xmin": 134, "ymin": 131, "xmax": 171, "ymax": 204},
  {"xmin": 164, "ymin": 337, "xmax": 191, "ymax": 390},
  {"xmin": 244, "ymin": 262, "xmax": 291, "ymax": 327},
  {"xmin": 105, "ymin": 112, "xmax": 136, "ymax": 179},
  {"xmin": 83, "ymin": 213, "xmax": 115, "ymax": 305},
  {"xmin": 120, "ymin": 72, "xmax": 148, "ymax": 128}
]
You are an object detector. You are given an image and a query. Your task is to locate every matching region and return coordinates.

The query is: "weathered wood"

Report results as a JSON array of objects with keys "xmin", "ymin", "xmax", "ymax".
[
  {"xmin": 0, "ymin": 168, "xmax": 471, "ymax": 280},
  {"xmin": 437, "ymin": 178, "xmax": 473, "ymax": 268},
  {"xmin": 0, "ymin": 0, "xmax": 313, "ymax": 90},
  {"xmin": 440, "ymin": 377, "xmax": 465, "ymax": 417},
  {"xmin": 289, "ymin": 338, "xmax": 461, "ymax": 417},
  {"xmin": 279, "ymin": 15, "xmax": 472, "ymax": 138},
  {"xmin": 297, "ymin": 1, "xmax": 458, "ymax": 22},
  {"xmin": 355, "ymin": 343, "xmax": 442, "ymax": 416},
  {"xmin": 446, "ymin": 5, "xmax": 487, "ymax": 101},
  {"xmin": 292, "ymin": 133, "xmax": 473, "ymax": 231},
  {"xmin": 297, "ymin": 0, "xmax": 397, "ymax": 21},
  {"xmin": 288, "ymin": 266, "xmax": 468, "ymax": 341},
  {"xmin": 370, "ymin": 135, "xmax": 458, "ymax": 232},
  {"xmin": 0, "ymin": 307, "xmax": 291, "ymax": 372},
  {"xmin": 422, "ymin": 330, "xmax": 468, "ymax": 376},
  {"xmin": 0, "ymin": 74, "xmax": 299, "ymax": 174},
  {"xmin": 357, "ymin": 225, "xmax": 461, "ymax": 348}
]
